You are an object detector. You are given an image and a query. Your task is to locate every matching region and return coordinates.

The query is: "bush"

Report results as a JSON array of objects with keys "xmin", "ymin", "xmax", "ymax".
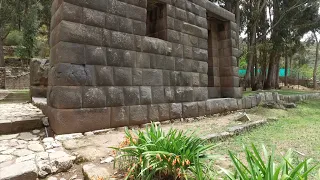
[
  {"xmin": 113, "ymin": 122, "xmax": 216, "ymax": 180},
  {"xmin": 222, "ymin": 144, "xmax": 320, "ymax": 180},
  {"xmin": 4, "ymin": 30, "xmax": 23, "ymax": 46}
]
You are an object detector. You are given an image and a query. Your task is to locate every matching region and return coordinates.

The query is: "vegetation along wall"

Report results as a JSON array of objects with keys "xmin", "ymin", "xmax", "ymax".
[{"xmin": 48, "ymin": 0, "xmax": 241, "ymax": 134}]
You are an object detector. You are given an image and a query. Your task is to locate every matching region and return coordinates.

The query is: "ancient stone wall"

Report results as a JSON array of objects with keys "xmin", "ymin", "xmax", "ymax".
[
  {"xmin": 49, "ymin": 0, "xmax": 241, "ymax": 134},
  {"xmin": 30, "ymin": 59, "xmax": 49, "ymax": 98},
  {"xmin": 5, "ymin": 73, "xmax": 30, "ymax": 89}
]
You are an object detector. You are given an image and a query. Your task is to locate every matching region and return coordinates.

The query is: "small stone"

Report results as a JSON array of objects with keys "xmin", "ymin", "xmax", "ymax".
[
  {"xmin": 0, "ymin": 155, "xmax": 14, "ymax": 163},
  {"xmin": 0, "ymin": 160, "xmax": 37, "ymax": 180},
  {"xmin": 283, "ymin": 103, "xmax": 297, "ymax": 108},
  {"xmin": 84, "ymin": 132, "xmax": 94, "ymax": 136},
  {"xmin": 42, "ymin": 117, "xmax": 50, "ymax": 126},
  {"xmin": 47, "ymin": 177, "xmax": 58, "ymax": 180},
  {"xmin": 17, "ymin": 140, "xmax": 28, "ymax": 144},
  {"xmin": 0, "ymin": 146, "xmax": 8, "ymax": 152},
  {"xmin": 44, "ymin": 142, "xmax": 54, "ymax": 150},
  {"xmin": 43, "ymin": 137, "xmax": 54, "ymax": 143},
  {"xmin": 32, "ymin": 137, "xmax": 40, "ymax": 141},
  {"xmin": 28, "ymin": 143, "xmax": 45, "ymax": 152},
  {"xmin": 32, "ymin": 129, "xmax": 41, "ymax": 134},
  {"xmin": 36, "ymin": 152, "xmax": 49, "ymax": 161},
  {"xmin": 236, "ymin": 113, "xmax": 251, "ymax": 122},
  {"xmin": 0, "ymin": 134, "xmax": 19, "ymax": 140},
  {"xmin": 8, "ymin": 140, "xmax": 19, "ymax": 147},
  {"xmin": 100, "ymin": 157, "xmax": 114, "ymax": 164},
  {"xmin": 1, "ymin": 148, "xmax": 16, "ymax": 155},
  {"xmin": 92, "ymin": 129, "xmax": 114, "ymax": 135},
  {"xmin": 83, "ymin": 163, "xmax": 110, "ymax": 180},
  {"xmin": 18, "ymin": 132, "xmax": 38, "ymax": 141},
  {"xmin": 70, "ymin": 174, "xmax": 78, "ymax": 180},
  {"xmin": 37, "ymin": 160, "xmax": 51, "ymax": 177},
  {"xmin": 29, "ymin": 141, "xmax": 39, "ymax": 144},
  {"xmin": 52, "ymin": 141, "xmax": 62, "ymax": 148},
  {"xmin": 16, "ymin": 144, "xmax": 28, "ymax": 149},
  {"xmin": 16, "ymin": 154, "xmax": 36, "ymax": 163},
  {"xmin": 55, "ymin": 133, "xmax": 83, "ymax": 141},
  {"xmin": 60, "ymin": 178, "xmax": 67, "ymax": 180},
  {"xmin": 49, "ymin": 151, "xmax": 76, "ymax": 173},
  {"xmin": 12, "ymin": 149, "xmax": 34, "ymax": 157}
]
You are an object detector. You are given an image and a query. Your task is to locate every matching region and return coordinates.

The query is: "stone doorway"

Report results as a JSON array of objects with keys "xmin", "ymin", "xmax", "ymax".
[{"xmin": 207, "ymin": 17, "xmax": 240, "ymax": 98}]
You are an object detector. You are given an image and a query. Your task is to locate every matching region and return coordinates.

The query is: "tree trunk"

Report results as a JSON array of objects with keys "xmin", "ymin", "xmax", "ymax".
[
  {"xmin": 313, "ymin": 41, "xmax": 319, "ymax": 89},
  {"xmin": 285, "ymin": 52, "xmax": 288, "ymax": 86},
  {"xmin": 244, "ymin": 23, "xmax": 257, "ymax": 88},
  {"xmin": 275, "ymin": 57, "xmax": 280, "ymax": 89},
  {"xmin": 261, "ymin": 51, "xmax": 267, "ymax": 86},
  {"xmin": 0, "ymin": 38, "xmax": 4, "ymax": 67},
  {"xmin": 235, "ymin": 0, "xmax": 241, "ymax": 67},
  {"xmin": 264, "ymin": 51, "xmax": 276, "ymax": 89},
  {"xmin": 0, "ymin": 38, "xmax": 5, "ymax": 89}
]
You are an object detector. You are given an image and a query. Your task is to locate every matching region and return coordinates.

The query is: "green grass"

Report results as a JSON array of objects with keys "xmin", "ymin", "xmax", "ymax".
[{"xmin": 213, "ymin": 100, "xmax": 320, "ymax": 178}]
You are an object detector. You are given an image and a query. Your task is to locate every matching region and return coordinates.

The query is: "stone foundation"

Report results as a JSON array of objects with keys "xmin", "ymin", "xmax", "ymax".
[
  {"xmin": 5, "ymin": 73, "xmax": 30, "ymax": 89},
  {"xmin": 30, "ymin": 59, "xmax": 49, "ymax": 98},
  {"xmin": 49, "ymin": 0, "xmax": 241, "ymax": 134}
]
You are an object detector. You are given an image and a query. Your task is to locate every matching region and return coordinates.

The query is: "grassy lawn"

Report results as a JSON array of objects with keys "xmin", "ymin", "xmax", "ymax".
[{"xmin": 213, "ymin": 100, "xmax": 320, "ymax": 178}]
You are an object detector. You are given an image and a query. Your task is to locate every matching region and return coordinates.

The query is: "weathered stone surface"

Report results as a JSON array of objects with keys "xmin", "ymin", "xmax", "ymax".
[
  {"xmin": 30, "ymin": 58, "xmax": 49, "ymax": 98},
  {"xmin": 49, "ymin": 151, "xmax": 76, "ymax": 173},
  {"xmin": 170, "ymin": 103, "xmax": 182, "ymax": 119},
  {"xmin": 0, "ymin": 160, "xmax": 37, "ymax": 180},
  {"xmin": 48, "ymin": 107, "xmax": 111, "ymax": 134},
  {"xmin": 28, "ymin": 143, "xmax": 45, "ymax": 152},
  {"xmin": 130, "ymin": 105, "xmax": 148, "ymax": 125},
  {"xmin": 83, "ymin": 87, "xmax": 106, "ymax": 108},
  {"xmin": 55, "ymin": 133, "xmax": 83, "ymax": 141},
  {"xmin": 0, "ymin": 155, "xmax": 14, "ymax": 163},
  {"xmin": 183, "ymin": 102, "xmax": 199, "ymax": 118},
  {"xmin": 111, "ymin": 106, "xmax": 129, "ymax": 127},
  {"xmin": 283, "ymin": 103, "xmax": 297, "ymax": 108},
  {"xmin": 0, "ymin": 134, "xmax": 19, "ymax": 140},
  {"xmin": 83, "ymin": 163, "xmax": 110, "ymax": 180},
  {"xmin": 124, "ymin": 87, "xmax": 140, "ymax": 105},
  {"xmin": 49, "ymin": 86, "xmax": 82, "ymax": 109},
  {"xmin": 236, "ymin": 113, "xmax": 251, "ymax": 122},
  {"xmin": 48, "ymin": 0, "xmax": 243, "ymax": 132},
  {"xmin": 12, "ymin": 149, "xmax": 34, "ymax": 157}
]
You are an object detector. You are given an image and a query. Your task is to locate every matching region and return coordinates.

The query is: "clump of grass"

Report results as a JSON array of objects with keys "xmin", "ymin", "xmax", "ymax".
[
  {"xmin": 222, "ymin": 144, "xmax": 319, "ymax": 180},
  {"xmin": 112, "ymin": 122, "xmax": 215, "ymax": 180}
]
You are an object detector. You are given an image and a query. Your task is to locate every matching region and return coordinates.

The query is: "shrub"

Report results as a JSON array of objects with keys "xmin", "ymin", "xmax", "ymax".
[
  {"xmin": 113, "ymin": 122, "xmax": 216, "ymax": 180},
  {"xmin": 222, "ymin": 144, "xmax": 319, "ymax": 180},
  {"xmin": 4, "ymin": 30, "xmax": 23, "ymax": 46}
]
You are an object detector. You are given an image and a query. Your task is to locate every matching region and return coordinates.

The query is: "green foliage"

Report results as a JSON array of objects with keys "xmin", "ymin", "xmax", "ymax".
[
  {"xmin": 18, "ymin": 3, "xmax": 40, "ymax": 58},
  {"xmin": 34, "ymin": 25, "xmax": 49, "ymax": 58},
  {"xmin": 113, "ymin": 122, "xmax": 215, "ymax": 180},
  {"xmin": 222, "ymin": 144, "xmax": 319, "ymax": 180},
  {"xmin": 4, "ymin": 30, "xmax": 23, "ymax": 46}
]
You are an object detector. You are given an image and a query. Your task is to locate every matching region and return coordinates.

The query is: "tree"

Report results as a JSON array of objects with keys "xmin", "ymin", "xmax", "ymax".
[
  {"xmin": 312, "ymin": 31, "xmax": 319, "ymax": 89},
  {"xmin": 0, "ymin": 0, "xmax": 18, "ymax": 67},
  {"xmin": 0, "ymin": 0, "xmax": 19, "ymax": 88}
]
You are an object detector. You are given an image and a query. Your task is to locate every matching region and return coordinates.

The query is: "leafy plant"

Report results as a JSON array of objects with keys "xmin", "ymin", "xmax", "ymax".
[
  {"xmin": 4, "ymin": 30, "xmax": 23, "ymax": 46},
  {"xmin": 222, "ymin": 144, "xmax": 319, "ymax": 180},
  {"xmin": 112, "ymin": 122, "xmax": 216, "ymax": 180}
]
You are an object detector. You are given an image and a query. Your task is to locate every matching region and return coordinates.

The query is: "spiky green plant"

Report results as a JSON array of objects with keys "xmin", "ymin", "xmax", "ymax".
[
  {"xmin": 222, "ymin": 144, "xmax": 319, "ymax": 180},
  {"xmin": 112, "ymin": 122, "xmax": 216, "ymax": 180}
]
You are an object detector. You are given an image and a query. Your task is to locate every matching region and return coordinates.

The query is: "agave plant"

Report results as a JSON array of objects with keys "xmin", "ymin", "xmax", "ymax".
[
  {"xmin": 112, "ymin": 122, "xmax": 216, "ymax": 180},
  {"xmin": 222, "ymin": 144, "xmax": 319, "ymax": 180}
]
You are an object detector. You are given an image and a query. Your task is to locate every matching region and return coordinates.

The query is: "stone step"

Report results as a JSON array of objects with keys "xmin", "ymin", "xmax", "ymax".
[
  {"xmin": 0, "ymin": 91, "xmax": 30, "ymax": 103},
  {"xmin": 0, "ymin": 103, "xmax": 45, "ymax": 135}
]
